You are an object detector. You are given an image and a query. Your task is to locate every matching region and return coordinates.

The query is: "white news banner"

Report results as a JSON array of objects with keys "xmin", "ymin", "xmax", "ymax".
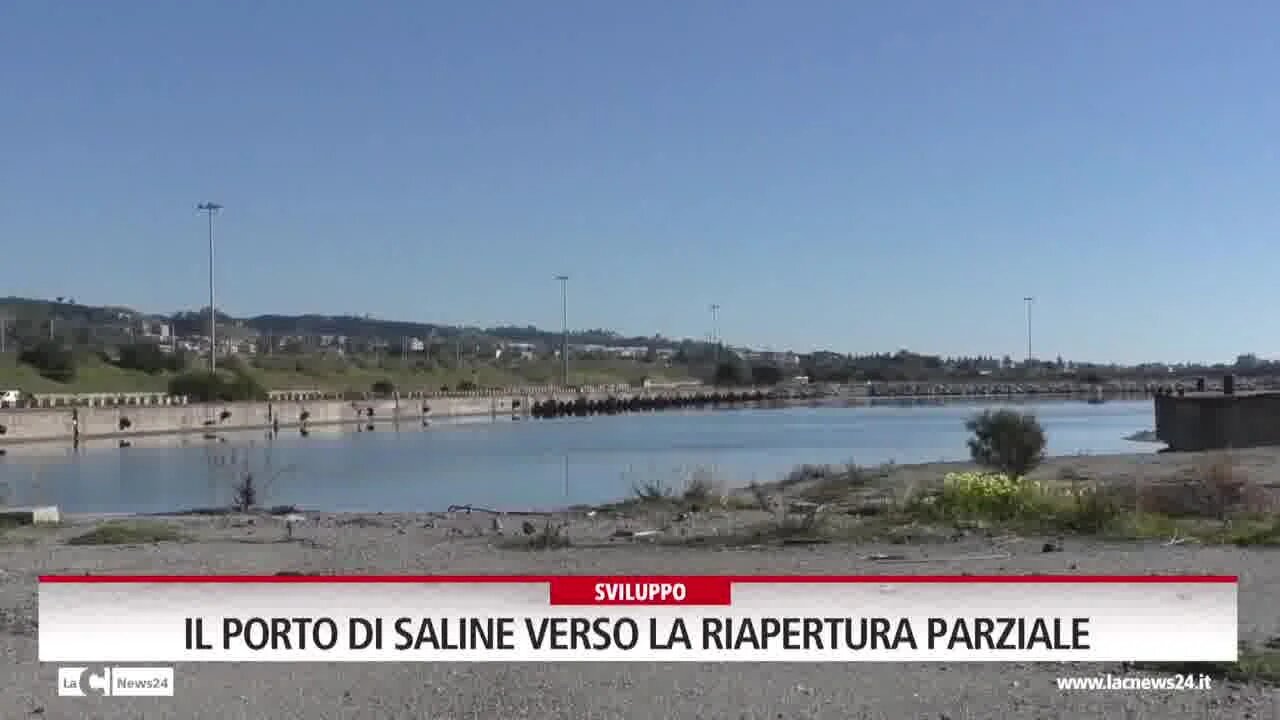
[{"xmin": 39, "ymin": 574, "xmax": 1238, "ymax": 663}]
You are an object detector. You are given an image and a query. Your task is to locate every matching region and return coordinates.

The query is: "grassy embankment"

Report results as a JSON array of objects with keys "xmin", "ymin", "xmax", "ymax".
[{"xmin": 0, "ymin": 352, "xmax": 695, "ymax": 395}]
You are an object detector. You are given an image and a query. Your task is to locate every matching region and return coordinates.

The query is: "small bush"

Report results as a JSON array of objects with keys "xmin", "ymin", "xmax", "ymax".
[
  {"xmin": 233, "ymin": 471, "xmax": 258, "ymax": 512},
  {"xmin": 530, "ymin": 521, "xmax": 571, "ymax": 549},
  {"xmin": 713, "ymin": 359, "xmax": 751, "ymax": 386},
  {"xmin": 748, "ymin": 482, "xmax": 773, "ymax": 511},
  {"xmin": 1198, "ymin": 454, "xmax": 1251, "ymax": 520},
  {"xmin": 632, "ymin": 479, "xmax": 674, "ymax": 503},
  {"xmin": 371, "ymin": 379, "xmax": 395, "ymax": 396},
  {"xmin": 965, "ymin": 409, "xmax": 1046, "ymax": 477},
  {"xmin": 1137, "ymin": 454, "xmax": 1275, "ymax": 520},
  {"xmin": 19, "ymin": 341, "xmax": 76, "ymax": 382},
  {"xmin": 682, "ymin": 468, "xmax": 724, "ymax": 505},
  {"xmin": 168, "ymin": 370, "xmax": 267, "ymax": 402},
  {"xmin": 782, "ymin": 463, "xmax": 838, "ymax": 486},
  {"xmin": 1055, "ymin": 484, "xmax": 1126, "ymax": 534},
  {"xmin": 116, "ymin": 342, "xmax": 184, "ymax": 374}
]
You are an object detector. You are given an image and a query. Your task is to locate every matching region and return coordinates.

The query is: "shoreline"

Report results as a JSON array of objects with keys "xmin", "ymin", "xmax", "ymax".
[
  {"xmin": 50, "ymin": 442, "xmax": 1278, "ymax": 523},
  {"xmin": 4, "ymin": 447, "xmax": 1279, "ymax": 716},
  {"xmin": 0, "ymin": 393, "xmax": 1156, "ymax": 449}
]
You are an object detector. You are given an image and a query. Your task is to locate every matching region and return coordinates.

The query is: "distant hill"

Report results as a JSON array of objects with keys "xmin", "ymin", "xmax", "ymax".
[{"xmin": 0, "ymin": 296, "xmax": 700, "ymax": 352}]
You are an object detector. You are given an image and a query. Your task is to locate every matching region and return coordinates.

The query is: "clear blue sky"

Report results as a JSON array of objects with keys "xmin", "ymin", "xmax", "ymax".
[{"xmin": 3, "ymin": 1, "xmax": 1278, "ymax": 365}]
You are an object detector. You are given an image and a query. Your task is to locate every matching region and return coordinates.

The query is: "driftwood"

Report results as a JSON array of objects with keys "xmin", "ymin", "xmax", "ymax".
[
  {"xmin": 446, "ymin": 504, "xmax": 555, "ymax": 517},
  {"xmin": 861, "ymin": 551, "xmax": 1013, "ymax": 564}
]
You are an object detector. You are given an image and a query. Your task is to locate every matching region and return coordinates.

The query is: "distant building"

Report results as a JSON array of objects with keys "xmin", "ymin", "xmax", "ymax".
[{"xmin": 138, "ymin": 318, "xmax": 171, "ymax": 341}]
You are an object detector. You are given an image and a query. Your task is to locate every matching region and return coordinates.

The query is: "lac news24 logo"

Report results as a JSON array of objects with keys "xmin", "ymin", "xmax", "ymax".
[{"xmin": 58, "ymin": 666, "xmax": 174, "ymax": 697}]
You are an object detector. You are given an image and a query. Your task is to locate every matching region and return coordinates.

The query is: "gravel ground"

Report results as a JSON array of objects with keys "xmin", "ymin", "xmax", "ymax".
[{"xmin": 2, "ymin": 495, "xmax": 1278, "ymax": 720}]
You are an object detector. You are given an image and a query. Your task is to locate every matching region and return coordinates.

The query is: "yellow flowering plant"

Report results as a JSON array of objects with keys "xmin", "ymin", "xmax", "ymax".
[
  {"xmin": 937, "ymin": 471, "xmax": 1042, "ymax": 521},
  {"xmin": 929, "ymin": 471, "xmax": 1123, "ymax": 531}
]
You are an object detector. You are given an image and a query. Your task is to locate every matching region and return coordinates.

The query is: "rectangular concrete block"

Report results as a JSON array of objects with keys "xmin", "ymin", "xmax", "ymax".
[{"xmin": 0, "ymin": 506, "xmax": 61, "ymax": 525}]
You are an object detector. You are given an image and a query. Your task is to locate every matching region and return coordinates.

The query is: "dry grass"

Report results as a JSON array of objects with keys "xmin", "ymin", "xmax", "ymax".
[
  {"xmin": 1136, "ymin": 453, "xmax": 1277, "ymax": 520},
  {"xmin": 67, "ymin": 520, "xmax": 186, "ymax": 546},
  {"xmin": 682, "ymin": 468, "xmax": 726, "ymax": 507}
]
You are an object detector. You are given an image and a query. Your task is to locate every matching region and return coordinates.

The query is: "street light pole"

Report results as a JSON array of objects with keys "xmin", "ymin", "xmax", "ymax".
[
  {"xmin": 710, "ymin": 303, "xmax": 720, "ymax": 364},
  {"xmin": 1023, "ymin": 296, "xmax": 1034, "ymax": 365},
  {"xmin": 556, "ymin": 275, "xmax": 569, "ymax": 387},
  {"xmin": 198, "ymin": 202, "xmax": 223, "ymax": 374}
]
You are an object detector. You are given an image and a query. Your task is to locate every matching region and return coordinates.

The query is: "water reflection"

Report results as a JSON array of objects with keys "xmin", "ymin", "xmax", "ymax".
[{"xmin": 0, "ymin": 400, "xmax": 1157, "ymax": 515}]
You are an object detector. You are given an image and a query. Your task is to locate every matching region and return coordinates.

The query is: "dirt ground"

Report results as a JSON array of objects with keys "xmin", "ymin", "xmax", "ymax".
[{"xmin": 2, "ymin": 449, "xmax": 1278, "ymax": 719}]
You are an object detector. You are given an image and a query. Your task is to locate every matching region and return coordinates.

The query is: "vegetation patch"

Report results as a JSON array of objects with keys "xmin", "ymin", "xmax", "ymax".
[
  {"xmin": 67, "ymin": 520, "xmax": 187, "ymax": 546},
  {"xmin": 901, "ymin": 471, "xmax": 1125, "ymax": 536},
  {"xmin": 497, "ymin": 520, "xmax": 571, "ymax": 550},
  {"xmin": 168, "ymin": 369, "xmax": 268, "ymax": 402}
]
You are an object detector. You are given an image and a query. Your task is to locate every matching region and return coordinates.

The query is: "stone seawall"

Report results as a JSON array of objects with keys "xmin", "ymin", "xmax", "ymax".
[
  {"xmin": 0, "ymin": 388, "xmax": 776, "ymax": 446},
  {"xmin": 0, "ymin": 396, "xmax": 511, "ymax": 445}
]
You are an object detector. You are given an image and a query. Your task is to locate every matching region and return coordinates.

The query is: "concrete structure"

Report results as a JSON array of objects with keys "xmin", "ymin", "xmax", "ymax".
[
  {"xmin": 1154, "ymin": 388, "xmax": 1280, "ymax": 452},
  {"xmin": 0, "ymin": 506, "xmax": 61, "ymax": 525},
  {"xmin": 0, "ymin": 386, "xmax": 790, "ymax": 446}
]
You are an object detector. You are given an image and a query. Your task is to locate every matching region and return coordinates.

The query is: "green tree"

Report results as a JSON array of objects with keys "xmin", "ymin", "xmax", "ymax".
[
  {"xmin": 168, "ymin": 370, "xmax": 267, "ymax": 402},
  {"xmin": 117, "ymin": 343, "xmax": 184, "ymax": 374},
  {"xmin": 19, "ymin": 341, "xmax": 76, "ymax": 382},
  {"xmin": 749, "ymin": 364, "xmax": 783, "ymax": 385},
  {"xmin": 964, "ymin": 409, "xmax": 1047, "ymax": 477},
  {"xmin": 713, "ymin": 358, "xmax": 752, "ymax": 386}
]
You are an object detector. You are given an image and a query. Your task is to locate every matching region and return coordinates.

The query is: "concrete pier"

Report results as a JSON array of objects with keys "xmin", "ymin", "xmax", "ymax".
[
  {"xmin": 0, "ymin": 387, "xmax": 791, "ymax": 446},
  {"xmin": 1153, "ymin": 378, "xmax": 1280, "ymax": 451}
]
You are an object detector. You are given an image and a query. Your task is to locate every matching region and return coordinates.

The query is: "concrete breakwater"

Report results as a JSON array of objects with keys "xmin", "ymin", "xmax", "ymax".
[
  {"xmin": 530, "ymin": 390, "xmax": 768, "ymax": 418},
  {"xmin": 0, "ymin": 388, "xmax": 775, "ymax": 446},
  {"xmin": 864, "ymin": 377, "xmax": 1270, "ymax": 397}
]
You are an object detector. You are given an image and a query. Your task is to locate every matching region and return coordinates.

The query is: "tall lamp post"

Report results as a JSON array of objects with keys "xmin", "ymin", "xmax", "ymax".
[
  {"xmin": 710, "ymin": 303, "xmax": 720, "ymax": 364},
  {"xmin": 198, "ymin": 202, "xmax": 223, "ymax": 373},
  {"xmin": 556, "ymin": 275, "xmax": 569, "ymax": 387},
  {"xmin": 1023, "ymin": 296, "xmax": 1034, "ymax": 366}
]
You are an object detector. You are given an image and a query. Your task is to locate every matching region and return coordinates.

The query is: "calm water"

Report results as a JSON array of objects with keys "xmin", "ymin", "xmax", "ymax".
[{"xmin": 0, "ymin": 399, "xmax": 1157, "ymax": 515}]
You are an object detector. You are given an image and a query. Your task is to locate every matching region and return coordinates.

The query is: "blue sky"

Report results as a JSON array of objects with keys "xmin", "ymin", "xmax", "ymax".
[{"xmin": 3, "ymin": 1, "xmax": 1279, "ymax": 364}]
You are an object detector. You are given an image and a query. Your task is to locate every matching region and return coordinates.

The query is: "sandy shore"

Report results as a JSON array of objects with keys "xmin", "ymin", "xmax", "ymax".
[{"xmin": 2, "ymin": 449, "xmax": 1278, "ymax": 719}]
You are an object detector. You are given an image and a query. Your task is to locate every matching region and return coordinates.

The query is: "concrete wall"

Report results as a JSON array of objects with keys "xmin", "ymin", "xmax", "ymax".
[
  {"xmin": 0, "ymin": 387, "xmax": 769, "ymax": 446},
  {"xmin": 1, "ymin": 397, "xmax": 461, "ymax": 445},
  {"xmin": 1154, "ymin": 392, "xmax": 1280, "ymax": 451}
]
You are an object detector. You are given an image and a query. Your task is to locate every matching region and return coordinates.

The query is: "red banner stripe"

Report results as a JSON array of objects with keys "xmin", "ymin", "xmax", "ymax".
[
  {"xmin": 37, "ymin": 574, "xmax": 1239, "ymax": 584},
  {"xmin": 549, "ymin": 576, "xmax": 732, "ymax": 605}
]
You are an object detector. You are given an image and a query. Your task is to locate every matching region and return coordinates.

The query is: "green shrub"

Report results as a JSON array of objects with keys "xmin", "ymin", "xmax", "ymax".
[
  {"xmin": 371, "ymin": 379, "xmax": 395, "ymax": 396},
  {"xmin": 116, "ymin": 342, "xmax": 184, "ymax": 374},
  {"xmin": 965, "ymin": 409, "xmax": 1046, "ymax": 476},
  {"xmin": 19, "ymin": 341, "xmax": 76, "ymax": 382},
  {"xmin": 168, "ymin": 370, "xmax": 267, "ymax": 402},
  {"xmin": 713, "ymin": 359, "xmax": 751, "ymax": 386},
  {"xmin": 914, "ymin": 471, "xmax": 1125, "ymax": 534}
]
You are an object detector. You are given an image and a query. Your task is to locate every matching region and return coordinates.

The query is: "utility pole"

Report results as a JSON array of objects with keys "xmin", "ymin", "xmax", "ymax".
[
  {"xmin": 1023, "ymin": 296, "xmax": 1034, "ymax": 365},
  {"xmin": 710, "ymin": 303, "xmax": 720, "ymax": 365},
  {"xmin": 556, "ymin": 275, "xmax": 569, "ymax": 387},
  {"xmin": 197, "ymin": 202, "xmax": 223, "ymax": 373}
]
